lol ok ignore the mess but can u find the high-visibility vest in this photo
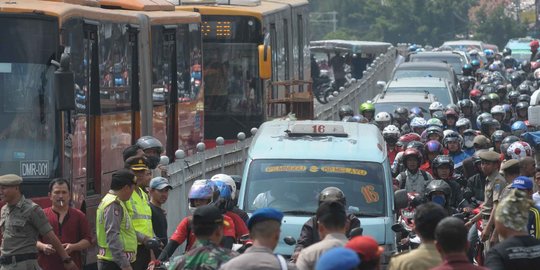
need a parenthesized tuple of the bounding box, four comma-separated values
(126, 186, 154, 238)
(96, 193, 137, 262)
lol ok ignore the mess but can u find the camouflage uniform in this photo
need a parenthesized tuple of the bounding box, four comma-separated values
(170, 239, 238, 270)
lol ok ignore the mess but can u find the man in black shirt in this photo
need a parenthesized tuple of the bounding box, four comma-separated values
(485, 189, 540, 270)
(148, 177, 172, 257)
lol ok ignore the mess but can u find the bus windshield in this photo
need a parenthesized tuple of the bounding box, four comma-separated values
(244, 159, 386, 217)
(0, 15, 59, 179)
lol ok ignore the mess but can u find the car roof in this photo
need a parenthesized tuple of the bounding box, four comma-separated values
(443, 40, 484, 46)
(396, 62, 454, 70)
(386, 77, 448, 88)
(248, 120, 387, 163)
(372, 91, 436, 103)
(410, 51, 463, 58)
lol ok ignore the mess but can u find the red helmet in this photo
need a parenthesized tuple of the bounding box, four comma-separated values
(530, 40, 539, 49)
(470, 89, 482, 98)
(402, 148, 423, 164)
(398, 133, 421, 144)
(531, 61, 540, 71)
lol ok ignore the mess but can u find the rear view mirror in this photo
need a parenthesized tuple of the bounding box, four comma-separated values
(394, 189, 408, 210)
(376, 81, 386, 89)
(258, 44, 271, 80)
(53, 53, 75, 111)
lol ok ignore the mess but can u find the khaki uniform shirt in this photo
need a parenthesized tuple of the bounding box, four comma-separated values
(388, 243, 442, 270)
(295, 233, 348, 270)
(0, 195, 52, 256)
(481, 172, 506, 217)
(219, 246, 297, 270)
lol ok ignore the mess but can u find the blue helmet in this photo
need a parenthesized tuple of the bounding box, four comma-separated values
(511, 121, 527, 136)
(408, 44, 418, 52)
(410, 107, 424, 118)
(471, 59, 480, 67)
(188, 179, 217, 212)
(213, 180, 232, 199)
(484, 49, 494, 57)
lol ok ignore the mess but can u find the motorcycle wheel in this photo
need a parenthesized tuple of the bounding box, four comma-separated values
(315, 85, 329, 104)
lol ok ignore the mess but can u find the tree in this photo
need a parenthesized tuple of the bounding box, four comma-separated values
(472, 2, 527, 48)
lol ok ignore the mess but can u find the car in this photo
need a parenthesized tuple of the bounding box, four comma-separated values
(378, 77, 458, 106)
(371, 91, 436, 118)
(505, 37, 534, 62)
(408, 51, 468, 75)
(239, 120, 406, 263)
(391, 62, 458, 87)
(441, 40, 486, 52)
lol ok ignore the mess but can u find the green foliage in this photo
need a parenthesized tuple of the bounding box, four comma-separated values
(322, 29, 359, 40)
(473, 5, 527, 48)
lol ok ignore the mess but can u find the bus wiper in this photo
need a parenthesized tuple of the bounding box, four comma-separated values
(282, 210, 316, 216)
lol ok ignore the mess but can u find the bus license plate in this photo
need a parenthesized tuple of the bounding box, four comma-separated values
(20, 161, 50, 178)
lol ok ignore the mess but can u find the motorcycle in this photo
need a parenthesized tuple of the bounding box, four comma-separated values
(392, 192, 422, 252)
(313, 74, 334, 104)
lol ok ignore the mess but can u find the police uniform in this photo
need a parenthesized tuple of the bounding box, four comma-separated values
(387, 243, 442, 270)
(220, 208, 297, 270)
(0, 174, 53, 270)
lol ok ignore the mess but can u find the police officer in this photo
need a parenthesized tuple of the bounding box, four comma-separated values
(220, 208, 297, 270)
(96, 169, 138, 270)
(125, 157, 159, 270)
(0, 174, 77, 270)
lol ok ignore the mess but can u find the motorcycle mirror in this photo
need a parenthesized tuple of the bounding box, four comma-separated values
(349, 227, 363, 238)
(391, 223, 404, 233)
(283, 236, 297, 246)
(394, 189, 408, 210)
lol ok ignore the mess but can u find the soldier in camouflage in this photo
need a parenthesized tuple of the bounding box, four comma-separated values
(170, 205, 237, 270)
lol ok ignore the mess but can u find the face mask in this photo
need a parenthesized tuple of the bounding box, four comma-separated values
(146, 155, 160, 169)
(464, 137, 474, 148)
(431, 195, 446, 206)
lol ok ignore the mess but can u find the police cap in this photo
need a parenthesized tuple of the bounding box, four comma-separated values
(125, 157, 149, 171)
(501, 159, 519, 171)
(247, 208, 283, 230)
(473, 135, 491, 148)
(478, 150, 500, 162)
(0, 174, 22, 186)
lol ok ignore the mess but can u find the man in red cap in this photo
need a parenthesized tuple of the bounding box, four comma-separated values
(345, 236, 383, 270)
(530, 40, 540, 62)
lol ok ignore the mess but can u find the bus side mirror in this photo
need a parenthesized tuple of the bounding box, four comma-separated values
(258, 44, 271, 80)
(394, 189, 408, 210)
(53, 53, 75, 111)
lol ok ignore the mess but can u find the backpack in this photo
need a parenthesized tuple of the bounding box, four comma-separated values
(399, 170, 428, 189)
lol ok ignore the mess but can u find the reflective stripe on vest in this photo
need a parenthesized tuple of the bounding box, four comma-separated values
(126, 186, 154, 238)
(96, 193, 137, 262)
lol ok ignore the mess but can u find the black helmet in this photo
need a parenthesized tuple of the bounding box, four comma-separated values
(432, 155, 455, 177)
(443, 131, 463, 148)
(457, 99, 473, 110)
(516, 101, 529, 111)
(319, 187, 346, 205)
(339, 105, 354, 120)
(406, 141, 425, 152)
(394, 107, 409, 118)
(432, 110, 446, 123)
(481, 118, 501, 136)
(518, 95, 531, 104)
(508, 90, 520, 104)
(510, 73, 523, 88)
(518, 83, 532, 95)
(491, 130, 506, 143)
(502, 47, 512, 56)
(520, 60, 531, 72)
(425, 179, 452, 197)
(500, 135, 520, 158)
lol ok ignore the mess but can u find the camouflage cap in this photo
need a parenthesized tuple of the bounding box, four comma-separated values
(495, 189, 532, 231)
(0, 174, 22, 186)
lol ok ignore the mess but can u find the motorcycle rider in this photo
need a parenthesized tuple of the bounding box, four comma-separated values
(431, 155, 465, 208)
(443, 131, 470, 173)
(339, 105, 354, 121)
(425, 179, 456, 215)
(383, 125, 401, 164)
(396, 148, 433, 195)
(136, 136, 167, 177)
(359, 102, 375, 122)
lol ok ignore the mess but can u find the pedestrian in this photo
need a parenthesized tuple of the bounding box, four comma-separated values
(96, 169, 138, 270)
(315, 247, 360, 270)
(485, 189, 540, 269)
(292, 187, 361, 262)
(345, 236, 383, 270)
(505, 176, 540, 239)
(168, 205, 237, 269)
(37, 178, 92, 270)
(519, 157, 536, 178)
(499, 159, 520, 199)
(296, 201, 348, 270)
(0, 174, 78, 270)
(431, 217, 488, 270)
(148, 177, 172, 258)
(219, 208, 297, 270)
(388, 202, 447, 270)
(533, 169, 540, 208)
(125, 157, 159, 270)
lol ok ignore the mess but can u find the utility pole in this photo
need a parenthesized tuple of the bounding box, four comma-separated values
(515, 0, 521, 22)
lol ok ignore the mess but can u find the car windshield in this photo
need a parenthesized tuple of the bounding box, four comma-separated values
(374, 102, 430, 118)
(394, 70, 450, 81)
(244, 159, 386, 217)
(443, 44, 482, 52)
(386, 87, 451, 105)
(410, 56, 463, 74)
(511, 50, 532, 62)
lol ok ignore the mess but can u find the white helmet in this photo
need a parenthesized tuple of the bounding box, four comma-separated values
(490, 105, 505, 115)
(429, 102, 444, 112)
(383, 125, 400, 136)
(410, 117, 427, 128)
(507, 141, 533, 160)
(375, 112, 392, 122)
(211, 174, 237, 200)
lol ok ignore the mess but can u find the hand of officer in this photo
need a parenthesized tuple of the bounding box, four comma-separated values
(40, 243, 56, 255)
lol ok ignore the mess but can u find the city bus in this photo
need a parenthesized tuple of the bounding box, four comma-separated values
(0, 0, 202, 265)
(176, 0, 311, 144)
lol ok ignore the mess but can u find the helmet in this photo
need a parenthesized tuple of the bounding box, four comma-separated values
(535, 69, 540, 80)
(427, 118, 444, 128)
(458, 99, 473, 110)
(508, 90, 520, 104)
(425, 180, 452, 202)
(481, 118, 500, 136)
(511, 121, 527, 136)
(443, 131, 463, 148)
(521, 60, 531, 72)
(359, 102, 375, 113)
(319, 187, 346, 205)
(432, 111, 446, 124)
(502, 47, 512, 56)
(395, 107, 409, 119)
(429, 102, 444, 112)
(347, 115, 366, 123)
(483, 85, 496, 95)
(136, 136, 164, 153)
(444, 109, 459, 120)
(410, 107, 424, 118)
(469, 89, 482, 102)
(484, 49, 494, 58)
(490, 105, 505, 115)
(471, 59, 480, 68)
(510, 74, 524, 89)
(507, 141, 533, 160)
(530, 40, 539, 49)
(496, 85, 507, 98)
(518, 83, 532, 95)
(491, 130, 506, 143)
(488, 63, 499, 71)
(188, 179, 217, 212)
(462, 64, 473, 75)
(516, 101, 529, 111)
(463, 129, 478, 148)
(375, 112, 392, 123)
(212, 180, 234, 212)
(408, 44, 418, 52)
(383, 125, 400, 144)
(500, 135, 520, 157)
(426, 126, 443, 138)
(406, 141, 425, 153)
(432, 155, 455, 178)
(478, 95, 490, 107)
(487, 93, 500, 104)
(211, 174, 237, 200)
(410, 117, 427, 128)
(531, 61, 540, 71)
(446, 104, 460, 114)
(476, 112, 493, 130)
(518, 95, 531, 104)
(402, 148, 423, 164)
(425, 140, 443, 154)
(397, 133, 422, 149)
(338, 105, 354, 120)
(456, 118, 471, 131)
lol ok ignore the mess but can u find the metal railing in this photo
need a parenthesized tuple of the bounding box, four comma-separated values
(315, 46, 397, 120)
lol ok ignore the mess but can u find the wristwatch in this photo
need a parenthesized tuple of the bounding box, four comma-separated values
(62, 257, 73, 264)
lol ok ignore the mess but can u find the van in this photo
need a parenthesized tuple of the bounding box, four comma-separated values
(237, 120, 407, 264)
